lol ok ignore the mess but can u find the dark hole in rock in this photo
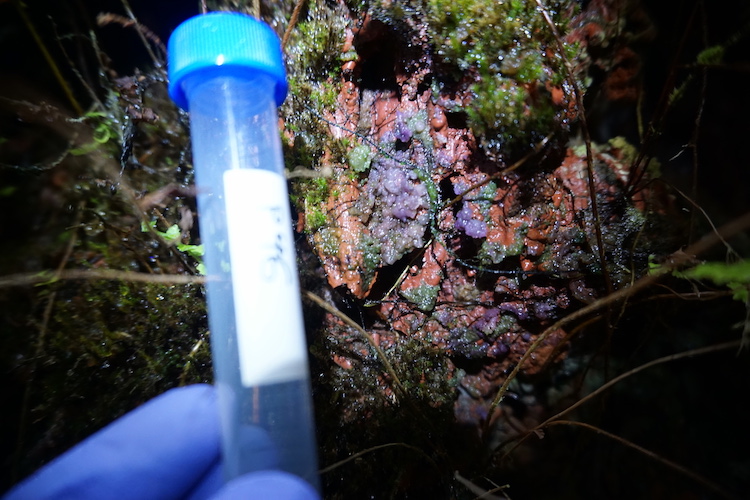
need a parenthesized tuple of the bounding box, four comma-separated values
(445, 110, 469, 130)
(438, 176, 456, 202)
(355, 21, 399, 92)
(364, 247, 425, 304)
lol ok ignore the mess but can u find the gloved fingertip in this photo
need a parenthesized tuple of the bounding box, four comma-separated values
(209, 471, 320, 500)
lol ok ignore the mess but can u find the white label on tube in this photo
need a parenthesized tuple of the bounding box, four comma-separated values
(223, 169, 307, 387)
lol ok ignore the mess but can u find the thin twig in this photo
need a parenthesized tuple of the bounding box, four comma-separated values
(12, 0, 83, 115)
(49, 18, 103, 110)
(535, 0, 612, 297)
(303, 290, 407, 400)
(118, 0, 162, 66)
(482, 211, 750, 438)
(547, 420, 742, 500)
(282, 0, 307, 51)
(550, 339, 741, 422)
(688, 1, 709, 244)
(318, 442, 440, 474)
(304, 290, 452, 469)
(12, 206, 83, 482)
(499, 339, 742, 459)
(12, 289, 57, 483)
(442, 133, 552, 211)
(0, 269, 206, 289)
(663, 180, 739, 258)
(97, 13, 167, 59)
(627, 3, 697, 194)
(453, 470, 509, 500)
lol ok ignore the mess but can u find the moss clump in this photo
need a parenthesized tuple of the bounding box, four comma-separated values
(385, 337, 456, 405)
(312, 325, 458, 497)
(6, 278, 210, 484)
(282, 0, 348, 172)
(425, 0, 579, 160)
(291, 176, 332, 232)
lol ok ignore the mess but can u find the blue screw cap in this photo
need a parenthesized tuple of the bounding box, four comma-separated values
(168, 12, 288, 110)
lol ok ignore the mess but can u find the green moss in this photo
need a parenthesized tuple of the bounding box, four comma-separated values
(386, 337, 455, 405)
(291, 176, 332, 232)
(697, 44, 725, 65)
(306, 208, 328, 232)
(406, 110, 430, 142)
(305, 176, 331, 206)
(310, 80, 339, 110)
(478, 180, 498, 201)
(424, 0, 579, 159)
(312, 325, 457, 497)
(608, 136, 638, 163)
(291, 0, 346, 79)
(282, 0, 348, 178)
(608, 136, 662, 178)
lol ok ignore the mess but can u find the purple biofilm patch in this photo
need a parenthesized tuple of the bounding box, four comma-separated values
(363, 158, 430, 265)
(393, 111, 413, 143)
(455, 203, 487, 238)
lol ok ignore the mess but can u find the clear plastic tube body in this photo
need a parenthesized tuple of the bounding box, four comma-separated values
(182, 72, 319, 488)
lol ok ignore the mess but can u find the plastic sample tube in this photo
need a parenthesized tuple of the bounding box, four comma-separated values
(167, 13, 319, 489)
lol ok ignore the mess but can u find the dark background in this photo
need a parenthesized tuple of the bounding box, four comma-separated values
(1, 1, 749, 498)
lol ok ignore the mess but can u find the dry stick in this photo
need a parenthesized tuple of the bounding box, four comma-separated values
(500, 339, 741, 457)
(119, 0, 162, 66)
(481, 210, 750, 438)
(282, 0, 307, 51)
(547, 420, 742, 500)
(535, 0, 612, 297)
(12, 0, 83, 116)
(318, 442, 439, 475)
(0, 269, 207, 289)
(12, 207, 82, 482)
(302, 290, 407, 400)
(688, 2, 709, 244)
(627, 3, 697, 195)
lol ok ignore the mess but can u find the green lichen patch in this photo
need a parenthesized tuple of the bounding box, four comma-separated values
(479, 224, 528, 265)
(358, 233, 382, 291)
(400, 281, 441, 312)
(347, 143, 374, 173)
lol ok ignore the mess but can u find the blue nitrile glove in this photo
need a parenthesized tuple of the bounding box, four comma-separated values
(2, 384, 319, 500)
